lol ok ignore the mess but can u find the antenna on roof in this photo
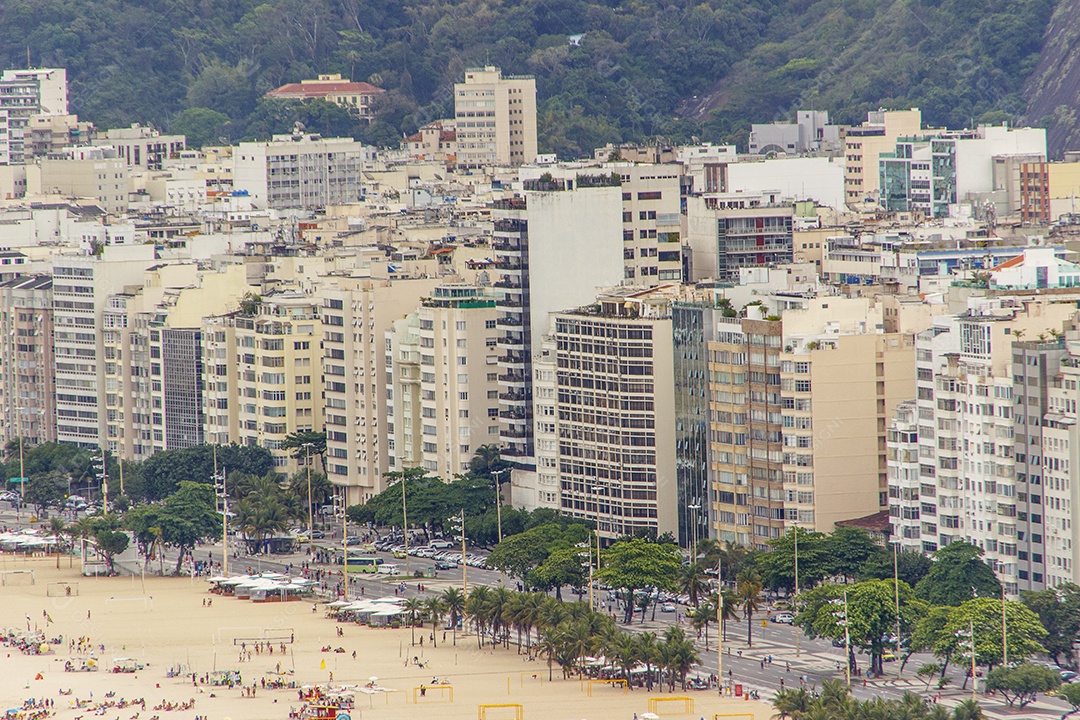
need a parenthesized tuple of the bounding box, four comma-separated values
(26, 47, 31, 69)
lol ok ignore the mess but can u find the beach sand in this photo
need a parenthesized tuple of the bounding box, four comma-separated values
(0, 555, 770, 720)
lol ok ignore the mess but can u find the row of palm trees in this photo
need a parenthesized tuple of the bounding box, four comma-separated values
(393, 585, 701, 691)
(773, 680, 986, 720)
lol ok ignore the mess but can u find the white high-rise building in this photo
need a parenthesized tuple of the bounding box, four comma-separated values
(233, 134, 372, 210)
(385, 284, 502, 478)
(894, 297, 1077, 594)
(52, 245, 158, 448)
(0, 68, 68, 165)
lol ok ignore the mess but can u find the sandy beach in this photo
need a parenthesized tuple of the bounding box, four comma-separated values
(0, 555, 770, 720)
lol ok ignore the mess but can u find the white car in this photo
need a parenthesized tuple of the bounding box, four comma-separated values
(772, 612, 795, 624)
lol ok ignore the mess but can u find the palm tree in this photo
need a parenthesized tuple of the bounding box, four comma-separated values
(636, 631, 659, 691)
(561, 620, 595, 679)
(489, 586, 513, 647)
(719, 590, 739, 642)
(467, 585, 493, 648)
(736, 568, 763, 648)
(677, 562, 709, 607)
(424, 596, 446, 648)
(772, 687, 811, 719)
(950, 699, 987, 720)
(48, 516, 65, 569)
(691, 601, 714, 648)
(535, 632, 559, 682)
(441, 587, 465, 646)
(605, 630, 639, 690)
(403, 597, 423, 646)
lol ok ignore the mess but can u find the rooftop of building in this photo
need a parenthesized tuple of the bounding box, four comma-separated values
(266, 74, 383, 99)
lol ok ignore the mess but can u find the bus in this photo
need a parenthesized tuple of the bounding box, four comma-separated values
(344, 556, 384, 573)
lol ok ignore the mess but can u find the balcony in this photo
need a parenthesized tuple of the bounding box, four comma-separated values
(494, 218, 527, 233)
(497, 298, 523, 308)
(493, 278, 521, 290)
(501, 428, 529, 439)
(496, 316, 523, 327)
(500, 407, 530, 420)
(499, 372, 527, 384)
(500, 390, 527, 402)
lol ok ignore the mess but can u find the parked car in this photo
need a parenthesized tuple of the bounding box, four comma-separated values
(435, 560, 458, 570)
(430, 539, 454, 549)
(772, 613, 795, 624)
(659, 603, 677, 613)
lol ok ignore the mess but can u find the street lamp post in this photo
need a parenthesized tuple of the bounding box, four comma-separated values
(450, 509, 467, 594)
(830, 594, 851, 688)
(340, 489, 349, 599)
(893, 542, 902, 679)
(213, 447, 228, 576)
(793, 522, 801, 658)
(717, 556, 724, 695)
(400, 474, 410, 577)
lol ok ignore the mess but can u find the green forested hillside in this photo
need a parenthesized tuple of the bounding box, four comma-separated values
(0, 0, 1058, 156)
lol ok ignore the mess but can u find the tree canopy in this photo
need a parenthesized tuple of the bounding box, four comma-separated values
(598, 537, 682, 623)
(915, 542, 1002, 606)
(0, 0, 1058, 156)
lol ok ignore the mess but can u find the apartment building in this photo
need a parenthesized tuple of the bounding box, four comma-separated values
(1042, 341, 1080, 588)
(548, 287, 678, 543)
(616, 164, 683, 283)
(102, 263, 249, 460)
(1020, 160, 1080, 224)
(455, 67, 537, 168)
(844, 109, 922, 207)
(491, 182, 624, 466)
(707, 314, 785, 547)
(321, 274, 444, 503)
(233, 134, 372, 210)
(52, 244, 158, 448)
(95, 123, 186, 170)
(0, 275, 55, 446)
(37, 146, 129, 215)
(516, 164, 682, 284)
(202, 292, 323, 472)
(894, 298, 1077, 595)
(686, 192, 794, 282)
(385, 284, 501, 478)
(0, 68, 68, 165)
(709, 298, 915, 548)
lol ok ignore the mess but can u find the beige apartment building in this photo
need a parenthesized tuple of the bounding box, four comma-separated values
(102, 263, 250, 461)
(0, 275, 55, 447)
(203, 292, 323, 473)
(385, 284, 502, 478)
(709, 299, 915, 548)
(615, 163, 684, 283)
(455, 67, 537, 168)
(844, 109, 922, 207)
(321, 273, 444, 504)
(35, 147, 129, 214)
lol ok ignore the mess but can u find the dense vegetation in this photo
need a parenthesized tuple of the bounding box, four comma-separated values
(0, 0, 1058, 156)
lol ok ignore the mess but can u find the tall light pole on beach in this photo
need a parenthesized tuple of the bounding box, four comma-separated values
(213, 447, 228, 576)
